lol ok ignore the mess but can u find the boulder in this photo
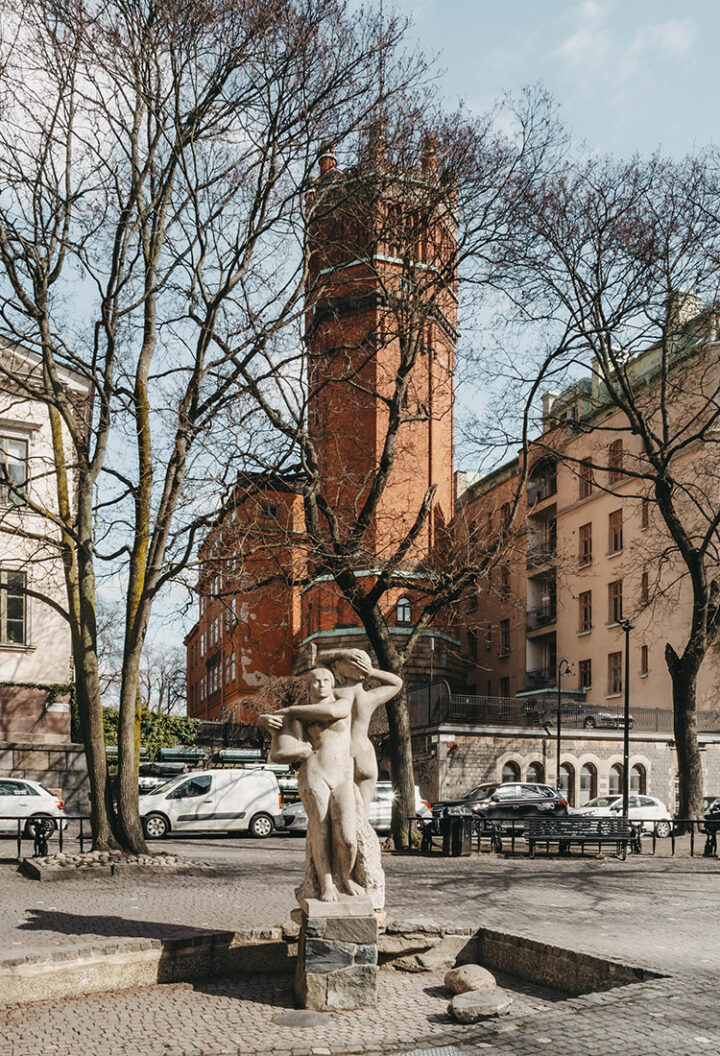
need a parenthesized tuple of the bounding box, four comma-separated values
(415, 934, 469, 971)
(449, 990, 513, 1023)
(445, 964, 496, 994)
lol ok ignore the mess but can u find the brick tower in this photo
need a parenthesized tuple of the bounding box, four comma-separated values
(300, 132, 460, 677)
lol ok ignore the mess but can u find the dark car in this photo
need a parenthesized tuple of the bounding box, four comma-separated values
(432, 782, 568, 832)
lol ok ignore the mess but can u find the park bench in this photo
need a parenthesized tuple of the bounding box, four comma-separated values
(524, 816, 642, 860)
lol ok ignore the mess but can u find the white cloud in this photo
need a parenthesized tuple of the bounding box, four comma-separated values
(556, 3, 695, 88)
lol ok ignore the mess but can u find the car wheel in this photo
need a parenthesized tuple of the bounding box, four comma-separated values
(654, 820, 672, 839)
(143, 813, 169, 839)
(583, 716, 596, 729)
(24, 815, 56, 838)
(249, 812, 274, 838)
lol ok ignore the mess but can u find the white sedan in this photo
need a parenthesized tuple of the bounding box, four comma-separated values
(0, 778, 67, 835)
(572, 794, 673, 837)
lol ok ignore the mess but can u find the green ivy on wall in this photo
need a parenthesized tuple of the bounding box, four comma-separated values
(101, 708, 201, 758)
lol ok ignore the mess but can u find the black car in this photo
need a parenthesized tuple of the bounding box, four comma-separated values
(432, 782, 568, 832)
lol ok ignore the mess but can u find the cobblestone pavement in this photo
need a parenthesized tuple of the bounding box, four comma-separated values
(0, 834, 718, 1055)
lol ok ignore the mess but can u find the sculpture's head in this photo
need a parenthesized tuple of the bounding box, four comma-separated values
(333, 650, 371, 683)
(305, 666, 335, 702)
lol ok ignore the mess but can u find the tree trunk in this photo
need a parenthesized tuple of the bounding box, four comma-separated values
(116, 644, 149, 854)
(362, 622, 415, 849)
(665, 643, 704, 824)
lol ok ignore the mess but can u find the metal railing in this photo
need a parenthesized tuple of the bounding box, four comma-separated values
(406, 815, 719, 858)
(526, 543, 556, 568)
(526, 604, 557, 630)
(1, 815, 93, 859)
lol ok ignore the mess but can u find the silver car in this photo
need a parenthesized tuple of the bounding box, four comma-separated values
(282, 781, 431, 835)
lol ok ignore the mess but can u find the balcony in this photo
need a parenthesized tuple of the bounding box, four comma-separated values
(525, 666, 555, 691)
(527, 476, 557, 506)
(526, 542, 556, 568)
(526, 604, 557, 631)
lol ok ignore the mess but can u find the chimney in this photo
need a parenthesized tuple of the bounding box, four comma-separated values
(541, 391, 559, 431)
(421, 133, 439, 174)
(318, 140, 337, 176)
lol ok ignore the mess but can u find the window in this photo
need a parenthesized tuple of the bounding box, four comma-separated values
(526, 761, 544, 784)
(640, 644, 649, 676)
(168, 775, 212, 800)
(579, 659, 592, 688)
(225, 654, 230, 686)
(500, 565, 510, 598)
(608, 651, 622, 694)
(485, 624, 493, 650)
(579, 523, 592, 565)
(630, 764, 647, 795)
(0, 437, 27, 506)
(558, 763, 575, 806)
(640, 571, 649, 606)
(260, 501, 279, 520)
(608, 440, 623, 483)
(608, 580, 623, 623)
(640, 498, 649, 529)
(396, 596, 412, 624)
(609, 763, 623, 796)
(499, 619, 510, 656)
(579, 590, 592, 632)
(200, 632, 205, 657)
(1, 571, 26, 645)
(500, 502, 512, 530)
(608, 509, 623, 553)
(230, 650, 236, 683)
(467, 628, 478, 660)
(501, 761, 521, 783)
(467, 591, 478, 613)
(579, 763, 597, 805)
(579, 461, 593, 499)
(499, 676, 510, 697)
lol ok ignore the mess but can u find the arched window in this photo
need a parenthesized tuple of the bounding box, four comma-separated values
(502, 760, 520, 783)
(579, 763, 597, 805)
(526, 761, 544, 784)
(609, 763, 623, 797)
(559, 762, 575, 806)
(396, 596, 412, 625)
(630, 763, 646, 795)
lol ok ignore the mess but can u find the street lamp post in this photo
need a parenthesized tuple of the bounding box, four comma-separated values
(556, 659, 572, 791)
(618, 618, 634, 819)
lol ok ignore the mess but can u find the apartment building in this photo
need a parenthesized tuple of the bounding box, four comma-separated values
(0, 342, 91, 743)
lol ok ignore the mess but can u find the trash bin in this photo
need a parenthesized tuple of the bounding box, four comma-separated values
(440, 812, 472, 856)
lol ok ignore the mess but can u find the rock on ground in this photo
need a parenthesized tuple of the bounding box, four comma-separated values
(445, 963, 496, 994)
(449, 989, 513, 1023)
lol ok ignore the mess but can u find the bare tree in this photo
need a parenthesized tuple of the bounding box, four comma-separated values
(0, 0, 423, 851)
(497, 151, 720, 819)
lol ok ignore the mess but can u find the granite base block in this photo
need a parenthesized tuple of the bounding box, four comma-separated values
(294, 899, 378, 1010)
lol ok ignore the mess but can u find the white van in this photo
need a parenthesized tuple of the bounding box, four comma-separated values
(139, 768, 284, 839)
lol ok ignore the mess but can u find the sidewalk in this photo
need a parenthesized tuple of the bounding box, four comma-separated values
(0, 837, 718, 1055)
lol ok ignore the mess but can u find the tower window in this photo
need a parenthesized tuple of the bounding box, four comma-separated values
(396, 596, 412, 624)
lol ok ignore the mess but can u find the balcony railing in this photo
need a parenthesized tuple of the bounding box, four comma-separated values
(526, 605, 557, 631)
(526, 542, 556, 568)
(527, 476, 557, 505)
(525, 666, 555, 690)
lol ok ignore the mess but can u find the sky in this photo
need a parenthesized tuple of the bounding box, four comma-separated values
(392, 0, 715, 159)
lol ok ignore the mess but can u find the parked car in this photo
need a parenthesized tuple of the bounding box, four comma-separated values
(138, 761, 187, 795)
(572, 794, 672, 837)
(0, 778, 67, 835)
(140, 768, 284, 839)
(581, 709, 634, 730)
(703, 794, 720, 813)
(526, 702, 634, 730)
(281, 782, 432, 835)
(431, 782, 568, 832)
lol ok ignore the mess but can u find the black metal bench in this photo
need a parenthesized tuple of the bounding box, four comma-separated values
(524, 816, 641, 860)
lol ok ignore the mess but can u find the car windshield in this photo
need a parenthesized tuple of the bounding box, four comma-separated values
(462, 785, 498, 801)
(148, 776, 185, 796)
(583, 796, 620, 808)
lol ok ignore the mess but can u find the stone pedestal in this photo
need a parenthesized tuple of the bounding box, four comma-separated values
(293, 896, 378, 1010)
